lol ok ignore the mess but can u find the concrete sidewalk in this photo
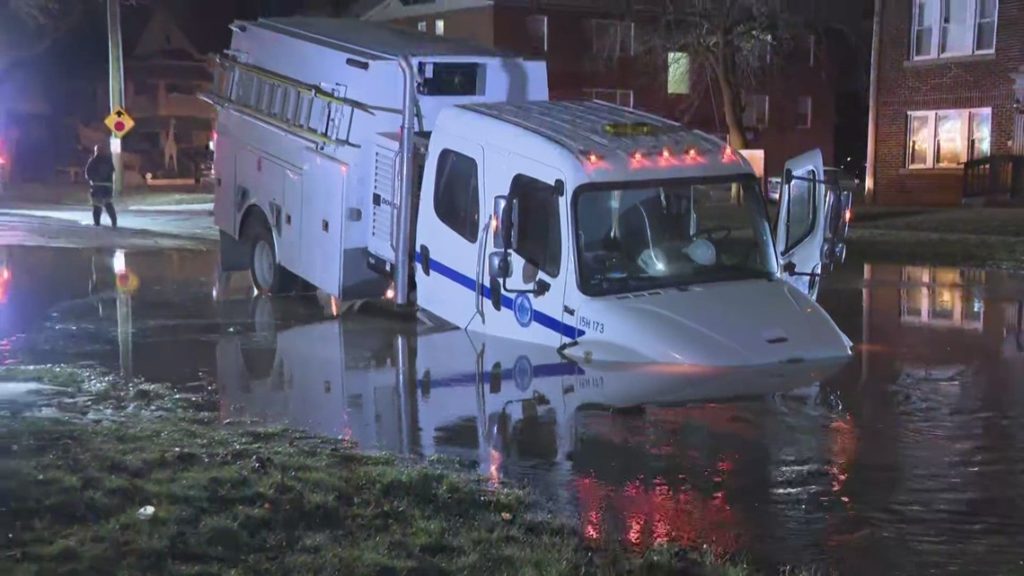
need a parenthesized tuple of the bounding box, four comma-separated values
(0, 182, 213, 210)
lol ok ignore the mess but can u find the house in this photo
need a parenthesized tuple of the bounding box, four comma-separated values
(359, 0, 849, 180)
(89, 6, 219, 184)
(868, 0, 1018, 206)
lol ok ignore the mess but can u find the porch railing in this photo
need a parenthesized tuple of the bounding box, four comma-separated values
(963, 155, 1024, 201)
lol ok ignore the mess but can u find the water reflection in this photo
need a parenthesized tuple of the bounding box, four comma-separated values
(4, 245, 1024, 574)
(215, 262, 1024, 574)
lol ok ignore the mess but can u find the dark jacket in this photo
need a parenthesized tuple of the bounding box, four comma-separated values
(86, 153, 115, 187)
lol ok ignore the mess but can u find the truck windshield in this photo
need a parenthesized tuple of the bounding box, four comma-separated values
(573, 175, 777, 297)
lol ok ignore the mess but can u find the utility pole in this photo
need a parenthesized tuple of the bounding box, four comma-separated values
(865, 0, 882, 204)
(107, 0, 125, 198)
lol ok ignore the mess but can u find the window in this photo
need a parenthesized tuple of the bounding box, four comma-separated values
(573, 176, 776, 297)
(809, 34, 816, 67)
(797, 96, 812, 128)
(510, 175, 562, 278)
(743, 94, 769, 128)
(906, 108, 991, 168)
(584, 88, 634, 108)
(417, 62, 482, 96)
(526, 14, 548, 54)
(912, 0, 998, 59)
(434, 149, 480, 243)
(784, 169, 816, 254)
(417, 21, 427, 33)
(435, 19, 445, 36)
(591, 19, 634, 58)
(667, 52, 691, 95)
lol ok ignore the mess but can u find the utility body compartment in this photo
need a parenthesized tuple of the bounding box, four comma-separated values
(204, 17, 548, 299)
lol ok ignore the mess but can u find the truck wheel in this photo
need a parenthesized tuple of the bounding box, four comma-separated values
(246, 224, 298, 294)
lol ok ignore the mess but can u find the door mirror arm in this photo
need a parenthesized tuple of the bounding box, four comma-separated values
(782, 261, 820, 278)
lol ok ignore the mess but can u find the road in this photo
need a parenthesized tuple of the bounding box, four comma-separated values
(0, 205, 216, 250)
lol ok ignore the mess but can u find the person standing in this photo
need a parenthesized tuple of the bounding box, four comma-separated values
(85, 142, 118, 228)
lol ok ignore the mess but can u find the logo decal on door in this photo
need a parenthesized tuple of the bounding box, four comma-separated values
(513, 293, 534, 328)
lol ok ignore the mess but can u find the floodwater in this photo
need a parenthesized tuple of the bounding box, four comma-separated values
(2, 245, 1024, 575)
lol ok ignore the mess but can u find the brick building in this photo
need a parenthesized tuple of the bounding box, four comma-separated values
(360, 0, 848, 180)
(870, 0, 1017, 205)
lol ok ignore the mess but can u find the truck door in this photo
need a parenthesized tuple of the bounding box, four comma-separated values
(478, 156, 571, 349)
(415, 136, 486, 329)
(775, 149, 828, 299)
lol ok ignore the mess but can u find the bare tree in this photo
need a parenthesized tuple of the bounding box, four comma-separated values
(0, 0, 84, 73)
(649, 0, 802, 149)
(0, 0, 150, 74)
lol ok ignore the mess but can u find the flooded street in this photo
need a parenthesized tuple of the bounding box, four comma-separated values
(2, 245, 1024, 574)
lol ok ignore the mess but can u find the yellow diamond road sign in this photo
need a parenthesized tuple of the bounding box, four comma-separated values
(105, 107, 135, 138)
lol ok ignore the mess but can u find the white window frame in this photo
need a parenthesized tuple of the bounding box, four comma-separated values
(526, 14, 548, 53)
(590, 19, 634, 58)
(905, 108, 992, 169)
(584, 88, 634, 109)
(797, 96, 813, 128)
(911, 0, 999, 60)
(435, 19, 445, 36)
(417, 20, 427, 33)
(743, 94, 769, 129)
(667, 51, 690, 95)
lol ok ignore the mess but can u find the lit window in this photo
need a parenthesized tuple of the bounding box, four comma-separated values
(797, 96, 812, 128)
(435, 19, 445, 36)
(906, 108, 991, 168)
(667, 52, 690, 95)
(912, 0, 998, 60)
(417, 21, 427, 33)
(743, 94, 769, 129)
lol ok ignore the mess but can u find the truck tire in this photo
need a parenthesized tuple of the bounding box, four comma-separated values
(246, 223, 298, 295)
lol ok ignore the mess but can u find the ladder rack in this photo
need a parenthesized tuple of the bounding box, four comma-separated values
(200, 56, 401, 151)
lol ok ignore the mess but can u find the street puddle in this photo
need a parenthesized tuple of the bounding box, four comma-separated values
(3, 246, 1024, 574)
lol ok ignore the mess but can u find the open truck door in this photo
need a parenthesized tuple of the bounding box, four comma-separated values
(775, 149, 851, 300)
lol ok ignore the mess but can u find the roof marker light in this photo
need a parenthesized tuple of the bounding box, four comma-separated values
(588, 152, 600, 165)
(723, 145, 737, 162)
(632, 151, 644, 163)
(662, 147, 672, 160)
(686, 148, 699, 161)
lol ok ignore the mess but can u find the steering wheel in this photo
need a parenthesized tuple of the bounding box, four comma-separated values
(694, 227, 732, 241)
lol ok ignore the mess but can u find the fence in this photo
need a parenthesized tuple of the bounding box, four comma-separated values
(963, 155, 1024, 202)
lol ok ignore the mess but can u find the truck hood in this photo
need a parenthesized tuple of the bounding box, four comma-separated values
(566, 279, 852, 366)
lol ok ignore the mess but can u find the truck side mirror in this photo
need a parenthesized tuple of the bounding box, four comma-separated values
(488, 251, 512, 279)
(493, 195, 508, 249)
(783, 168, 794, 186)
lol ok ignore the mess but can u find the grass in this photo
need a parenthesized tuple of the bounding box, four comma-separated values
(1, 417, 582, 576)
(0, 365, 91, 391)
(0, 410, 772, 576)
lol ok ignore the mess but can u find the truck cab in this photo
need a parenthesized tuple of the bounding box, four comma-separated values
(414, 101, 852, 366)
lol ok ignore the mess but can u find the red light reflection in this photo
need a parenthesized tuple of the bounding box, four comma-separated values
(576, 472, 742, 555)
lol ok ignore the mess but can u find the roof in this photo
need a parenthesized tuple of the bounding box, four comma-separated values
(360, 0, 493, 21)
(250, 17, 509, 59)
(459, 101, 722, 162)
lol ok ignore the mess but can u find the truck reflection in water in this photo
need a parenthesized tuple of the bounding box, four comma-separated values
(215, 298, 846, 564)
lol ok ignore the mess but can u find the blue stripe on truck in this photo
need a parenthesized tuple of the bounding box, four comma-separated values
(414, 252, 585, 340)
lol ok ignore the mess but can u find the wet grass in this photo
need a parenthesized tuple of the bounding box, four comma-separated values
(0, 365, 90, 391)
(0, 366, 797, 576)
(847, 230, 1024, 271)
(847, 208, 1024, 271)
(0, 413, 770, 576)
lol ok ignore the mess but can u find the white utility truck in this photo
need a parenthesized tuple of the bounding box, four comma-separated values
(205, 18, 853, 367)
